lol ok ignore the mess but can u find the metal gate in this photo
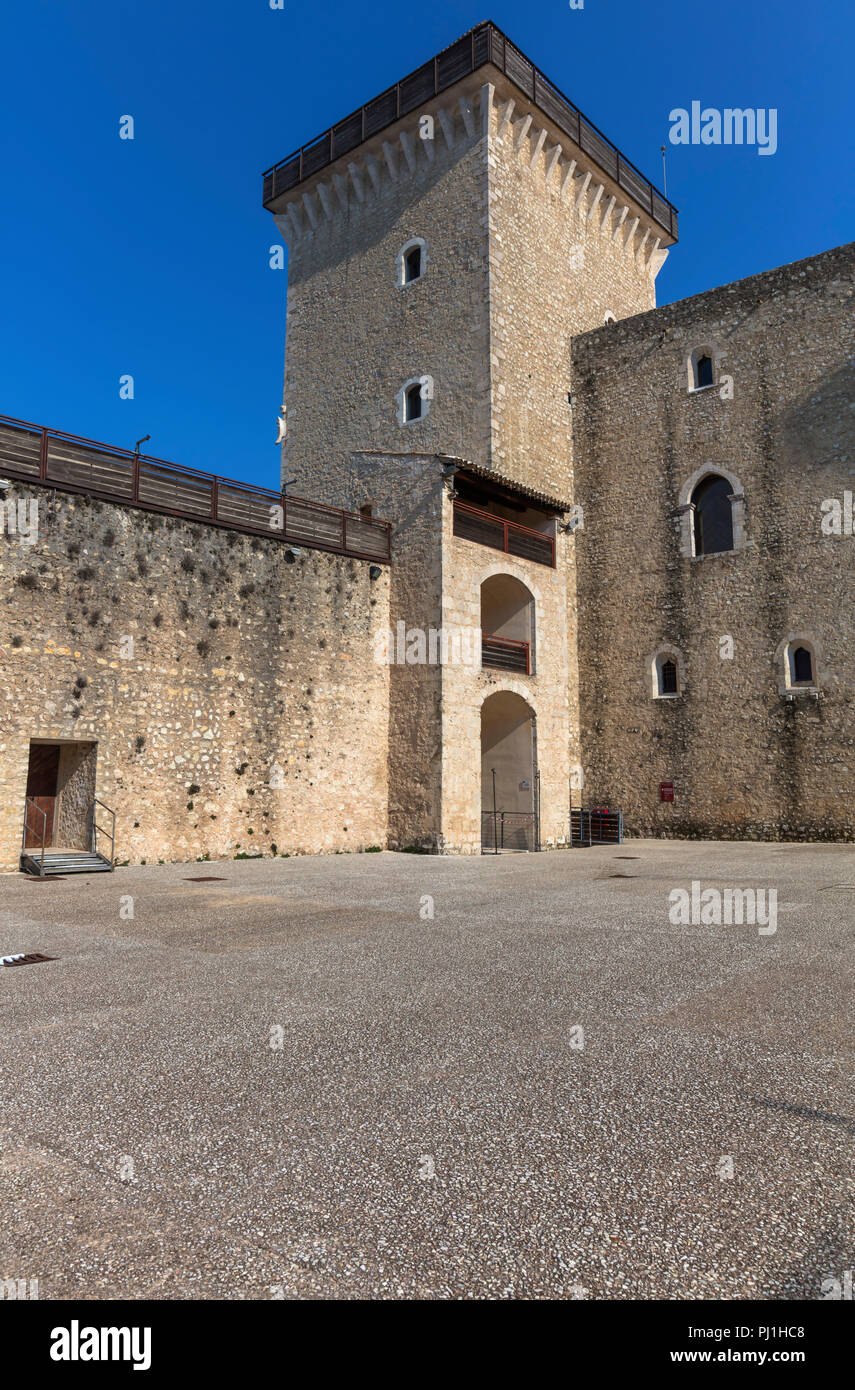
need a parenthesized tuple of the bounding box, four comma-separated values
(482, 771, 541, 852)
(569, 807, 623, 845)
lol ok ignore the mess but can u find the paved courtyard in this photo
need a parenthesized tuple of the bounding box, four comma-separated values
(0, 840, 853, 1300)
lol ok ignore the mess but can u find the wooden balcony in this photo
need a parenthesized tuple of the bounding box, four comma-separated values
(0, 414, 391, 564)
(482, 633, 531, 675)
(453, 499, 555, 568)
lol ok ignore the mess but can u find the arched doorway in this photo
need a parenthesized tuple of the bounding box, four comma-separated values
(481, 691, 537, 851)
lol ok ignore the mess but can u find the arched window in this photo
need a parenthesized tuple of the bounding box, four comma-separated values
(692, 474, 734, 556)
(397, 237, 426, 287)
(689, 347, 717, 391)
(776, 636, 821, 696)
(659, 659, 678, 695)
(651, 647, 684, 699)
(480, 574, 535, 675)
(404, 383, 422, 422)
(604, 310, 617, 326)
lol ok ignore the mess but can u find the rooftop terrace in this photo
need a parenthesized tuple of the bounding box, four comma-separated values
(261, 20, 678, 242)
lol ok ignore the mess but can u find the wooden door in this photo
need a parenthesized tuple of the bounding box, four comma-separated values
(24, 745, 60, 848)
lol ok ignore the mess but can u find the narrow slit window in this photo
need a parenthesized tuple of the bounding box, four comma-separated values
(404, 383, 423, 422)
(404, 246, 422, 283)
(792, 646, 813, 684)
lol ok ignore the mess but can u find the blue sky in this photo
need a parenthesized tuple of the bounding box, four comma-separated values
(2, 0, 852, 491)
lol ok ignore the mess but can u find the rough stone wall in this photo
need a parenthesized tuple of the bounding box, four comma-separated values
(0, 487, 390, 870)
(344, 451, 445, 850)
(55, 741, 97, 849)
(486, 76, 663, 500)
(572, 241, 855, 840)
(280, 85, 492, 503)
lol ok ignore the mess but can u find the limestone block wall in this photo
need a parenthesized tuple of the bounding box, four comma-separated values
(486, 74, 665, 500)
(0, 485, 390, 870)
(55, 740, 97, 849)
(571, 241, 855, 840)
(440, 509, 572, 853)
(278, 83, 493, 503)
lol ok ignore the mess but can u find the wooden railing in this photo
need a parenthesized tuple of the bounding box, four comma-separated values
(0, 414, 391, 564)
(482, 632, 530, 674)
(453, 499, 555, 568)
(261, 20, 678, 241)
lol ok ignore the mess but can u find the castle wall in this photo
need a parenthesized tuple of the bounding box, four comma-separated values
(0, 486, 390, 870)
(572, 241, 855, 840)
(280, 88, 492, 503)
(486, 76, 662, 500)
(344, 451, 446, 850)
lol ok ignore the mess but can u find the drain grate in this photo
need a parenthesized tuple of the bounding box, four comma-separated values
(607, 873, 637, 879)
(184, 876, 227, 882)
(1, 953, 57, 967)
(614, 856, 640, 860)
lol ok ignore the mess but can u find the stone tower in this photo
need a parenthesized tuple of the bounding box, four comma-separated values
(262, 21, 678, 851)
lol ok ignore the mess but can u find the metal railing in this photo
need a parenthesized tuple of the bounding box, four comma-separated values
(92, 798, 116, 869)
(570, 807, 623, 845)
(261, 21, 678, 241)
(482, 810, 538, 852)
(482, 632, 530, 674)
(0, 413, 391, 564)
(22, 797, 48, 875)
(453, 499, 555, 567)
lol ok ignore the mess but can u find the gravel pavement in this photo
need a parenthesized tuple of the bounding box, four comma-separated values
(0, 840, 852, 1300)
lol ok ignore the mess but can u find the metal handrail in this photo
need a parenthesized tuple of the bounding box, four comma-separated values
(92, 798, 116, 870)
(22, 796, 48, 875)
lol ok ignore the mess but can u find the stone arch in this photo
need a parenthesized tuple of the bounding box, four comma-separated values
(480, 572, 536, 675)
(480, 689, 537, 850)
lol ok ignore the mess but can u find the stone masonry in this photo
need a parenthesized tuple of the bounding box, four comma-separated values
(0, 485, 390, 871)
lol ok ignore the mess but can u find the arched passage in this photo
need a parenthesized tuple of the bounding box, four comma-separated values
(480, 574, 535, 674)
(481, 690, 537, 850)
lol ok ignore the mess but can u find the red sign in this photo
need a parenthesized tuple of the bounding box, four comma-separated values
(659, 782, 675, 802)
